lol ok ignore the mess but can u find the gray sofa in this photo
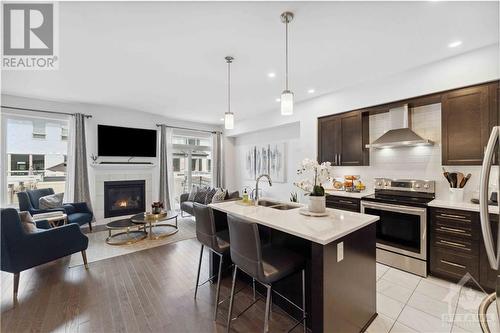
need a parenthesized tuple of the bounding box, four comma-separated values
(180, 190, 240, 217)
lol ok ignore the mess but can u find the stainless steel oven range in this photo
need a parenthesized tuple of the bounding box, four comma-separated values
(361, 178, 435, 277)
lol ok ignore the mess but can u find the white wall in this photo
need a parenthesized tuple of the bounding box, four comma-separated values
(1, 94, 221, 215)
(228, 44, 500, 202)
(233, 122, 302, 200)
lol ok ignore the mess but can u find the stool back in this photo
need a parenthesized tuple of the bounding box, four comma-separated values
(227, 214, 263, 279)
(193, 202, 218, 250)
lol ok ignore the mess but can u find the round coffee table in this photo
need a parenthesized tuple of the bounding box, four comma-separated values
(105, 218, 148, 245)
(131, 211, 178, 240)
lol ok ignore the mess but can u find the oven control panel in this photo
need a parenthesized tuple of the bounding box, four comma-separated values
(374, 178, 435, 193)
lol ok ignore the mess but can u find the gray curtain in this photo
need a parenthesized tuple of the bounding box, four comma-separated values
(159, 125, 171, 210)
(213, 131, 224, 188)
(73, 113, 94, 220)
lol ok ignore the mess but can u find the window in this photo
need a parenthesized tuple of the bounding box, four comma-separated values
(32, 155, 45, 172)
(61, 126, 68, 140)
(170, 132, 212, 209)
(5, 116, 69, 207)
(173, 158, 180, 172)
(10, 154, 29, 175)
(32, 120, 46, 139)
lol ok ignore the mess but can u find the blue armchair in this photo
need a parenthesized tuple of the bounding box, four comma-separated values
(1, 208, 89, 302)
(17, 188, 93, 231)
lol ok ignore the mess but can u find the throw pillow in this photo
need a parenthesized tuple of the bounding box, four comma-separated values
(39, 192, 64, 209)
(212, 188, 228, 203)
(194, 190, 208, 204)
(187, 186, 198, 201)
(204, 188, 217, 204)
(19, 211, 37, 233)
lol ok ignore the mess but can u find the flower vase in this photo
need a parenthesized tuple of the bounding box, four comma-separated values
(309, 195, 326, 213)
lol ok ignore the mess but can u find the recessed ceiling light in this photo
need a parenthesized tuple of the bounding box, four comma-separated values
(275, 98, 281, 102)
(220, 118, 224, 121)
(268, 72, 276, 78)
(448, 40, 462, 48)
(307, 89, 315, 94)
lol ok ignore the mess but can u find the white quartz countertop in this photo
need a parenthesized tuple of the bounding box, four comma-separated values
(428, 199, 499, 214)
(209, 200, 379, 245)
(325, 190, 374, 199)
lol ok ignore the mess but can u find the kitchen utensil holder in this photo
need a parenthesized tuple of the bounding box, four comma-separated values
(449, 188, 464, 202)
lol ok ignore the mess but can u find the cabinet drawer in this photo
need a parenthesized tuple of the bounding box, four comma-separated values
(430, 248, 479, 282)
(432, 208, 473, 222)
(433, 222, 473, 239)
(433, 234, 478, 255)
(326, 196, 360, 212)
(430, 208, 479, 240)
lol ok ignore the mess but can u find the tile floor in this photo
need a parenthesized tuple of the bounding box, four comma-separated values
(366, 263, 499, 333)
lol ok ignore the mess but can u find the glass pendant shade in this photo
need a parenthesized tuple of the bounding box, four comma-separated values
(224, 112, 234, 130)
(280, 90, 294, 115)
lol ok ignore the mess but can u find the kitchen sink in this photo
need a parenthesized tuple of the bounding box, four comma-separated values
(269, 204, 299, 210)
(257, 200, 281, 207)
(257, 200, 299, 210)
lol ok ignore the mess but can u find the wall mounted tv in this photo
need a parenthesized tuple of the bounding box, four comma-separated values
(98, 125, 157, 157)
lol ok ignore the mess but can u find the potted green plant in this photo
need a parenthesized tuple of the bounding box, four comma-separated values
(294, 158, 332, 213)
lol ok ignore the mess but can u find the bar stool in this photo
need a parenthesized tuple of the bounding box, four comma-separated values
(193, 203, 257, 320)
(226, 214, 306, 333)
(193, 202, 230, 320)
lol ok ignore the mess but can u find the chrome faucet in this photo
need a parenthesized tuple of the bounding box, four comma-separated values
(254, 174, 272, 205)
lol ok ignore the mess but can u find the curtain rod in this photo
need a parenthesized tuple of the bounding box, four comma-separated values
(1, 105, 92, 118)
(156, 123, 221, 134)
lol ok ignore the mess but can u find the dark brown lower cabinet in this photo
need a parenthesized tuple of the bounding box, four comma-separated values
(429, 207, 497, 292)
(325, 195, 360, 212)
(479, 214, 498, 291)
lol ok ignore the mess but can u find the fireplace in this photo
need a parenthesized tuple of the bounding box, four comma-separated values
(104, 180, 146, 218)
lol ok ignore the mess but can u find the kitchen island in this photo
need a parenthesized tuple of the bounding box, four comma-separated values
(209, 200, 379, 333)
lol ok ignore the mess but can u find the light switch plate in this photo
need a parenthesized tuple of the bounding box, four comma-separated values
(337, 242, 344, 262)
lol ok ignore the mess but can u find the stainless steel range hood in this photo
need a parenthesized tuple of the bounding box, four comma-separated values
(365, 104, 433, 149)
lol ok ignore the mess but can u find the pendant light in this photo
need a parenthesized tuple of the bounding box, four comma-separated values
(224, 56, 235, 130)
(280, 11, 294, 116)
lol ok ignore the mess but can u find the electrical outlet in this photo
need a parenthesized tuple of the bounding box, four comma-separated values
(337, 242, 344, 262)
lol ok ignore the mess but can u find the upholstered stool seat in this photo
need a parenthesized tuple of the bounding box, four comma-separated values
(226, 214, 306, 333)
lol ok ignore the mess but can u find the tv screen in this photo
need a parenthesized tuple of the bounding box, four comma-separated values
(98, 125, 157, 157)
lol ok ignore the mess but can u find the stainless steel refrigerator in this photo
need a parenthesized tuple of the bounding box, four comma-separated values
(479, 126, 500, 332)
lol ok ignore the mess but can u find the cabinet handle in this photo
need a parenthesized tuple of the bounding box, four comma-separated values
(339, 200, 354, 204)
(439, 213, 469, 220)
(339, 153, 342, 165)
(438, 240, 470, 250)
(440, 259, 466, 269)
(438, 226, 470, 236)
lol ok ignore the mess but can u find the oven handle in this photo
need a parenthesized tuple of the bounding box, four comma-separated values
(361, 201, 426, 214)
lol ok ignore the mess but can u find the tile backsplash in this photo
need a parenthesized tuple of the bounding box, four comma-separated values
(338, 103, 498, 201)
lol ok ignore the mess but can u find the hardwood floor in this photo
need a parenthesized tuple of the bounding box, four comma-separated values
(1, 238, 298, 333)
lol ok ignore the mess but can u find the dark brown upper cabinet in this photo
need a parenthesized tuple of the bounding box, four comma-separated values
(442, 82, 498, 165)
(318, 111, 369, 166)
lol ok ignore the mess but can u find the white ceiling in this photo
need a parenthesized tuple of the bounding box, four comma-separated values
(2, 1, 499, 125)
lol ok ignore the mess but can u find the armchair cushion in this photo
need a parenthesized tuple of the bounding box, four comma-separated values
(27, 188, 55, 209)
(187, 187, 198, 201)
(39, 192, 64, 209)
(18, 211, 37, 233)
(204, 188, 217, 204)
(194, 190, 208, 204)
(212, 188, 227, 203)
